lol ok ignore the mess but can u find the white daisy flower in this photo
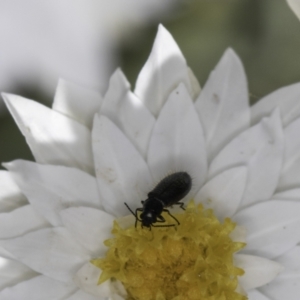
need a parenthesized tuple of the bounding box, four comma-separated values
(1, 25, 300, 300)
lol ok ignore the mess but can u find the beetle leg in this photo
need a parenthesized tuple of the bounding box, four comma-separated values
(156, 215, 166, 223)
(151, 223, 176, 228)
(173, 202, 185, 210)
(162, 209, 180, 225)
(135, 208, 144, 227)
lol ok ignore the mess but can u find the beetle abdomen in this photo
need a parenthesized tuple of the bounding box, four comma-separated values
(148, 172, 192, 206)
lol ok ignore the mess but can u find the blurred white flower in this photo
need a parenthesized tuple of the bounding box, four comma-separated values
(0, 0, 176, 112)
(287, 0, 300, 19)
(1, 25, 300, 299)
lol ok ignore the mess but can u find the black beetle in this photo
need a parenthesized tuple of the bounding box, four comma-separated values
(124, 172, 192, 229)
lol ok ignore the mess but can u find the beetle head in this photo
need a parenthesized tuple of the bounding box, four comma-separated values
(140, 211, 156, 227)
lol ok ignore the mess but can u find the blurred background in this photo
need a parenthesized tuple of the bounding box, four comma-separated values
(0, 0, 300, 166)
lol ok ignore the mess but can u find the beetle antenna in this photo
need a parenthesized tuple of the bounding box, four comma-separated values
(124, 202, 142, 228)
(124, 202, 136, 217)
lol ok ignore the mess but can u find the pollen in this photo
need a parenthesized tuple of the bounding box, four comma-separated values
(91, 201, 247, 300)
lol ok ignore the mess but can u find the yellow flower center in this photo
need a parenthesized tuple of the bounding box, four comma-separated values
(92, 201, 246, 300)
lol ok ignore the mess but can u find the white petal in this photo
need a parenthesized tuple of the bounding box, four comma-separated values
(277, 117, 300, 191)
(0, 247, 15, 260)
(195, 48, 250, 162)
(0, 171, 27, 213)
(0, 205, 49, 239)
(101, 69, 155, 158)
(74, 262, 111, 298)
(66, 290, 102, 300)
(261, 280, 300, 300)
(187, 67, 201, 100)
(209, 109, 284, 208)
(247, 289, 270, 300)
(260, 246, 300, 300)
(113, 296, 126, 300)
(287, 0, 300, 20)
(4, 160, 101, 226)
(60, 207, 114, 256)
(235, 254, 283, 290)
(233, 200, 300, 259)
(0, 275, 76, 300)
(275, 245, 300, 275)
(194, 166, 247, 220)
(251, 83, 300, 127)
(3, 93, 94, 174)
(134, 25, 192, 116)
(53, 79, 102, 129)
(92, 115, 153, 217)
(1, 227, 90, 283)
(230, 225, 247, 243)
(148, 83, 207, 194)
(0, 257, 36, 290)
(110, 280, 127, 299)
(274, 188, 300, 200)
